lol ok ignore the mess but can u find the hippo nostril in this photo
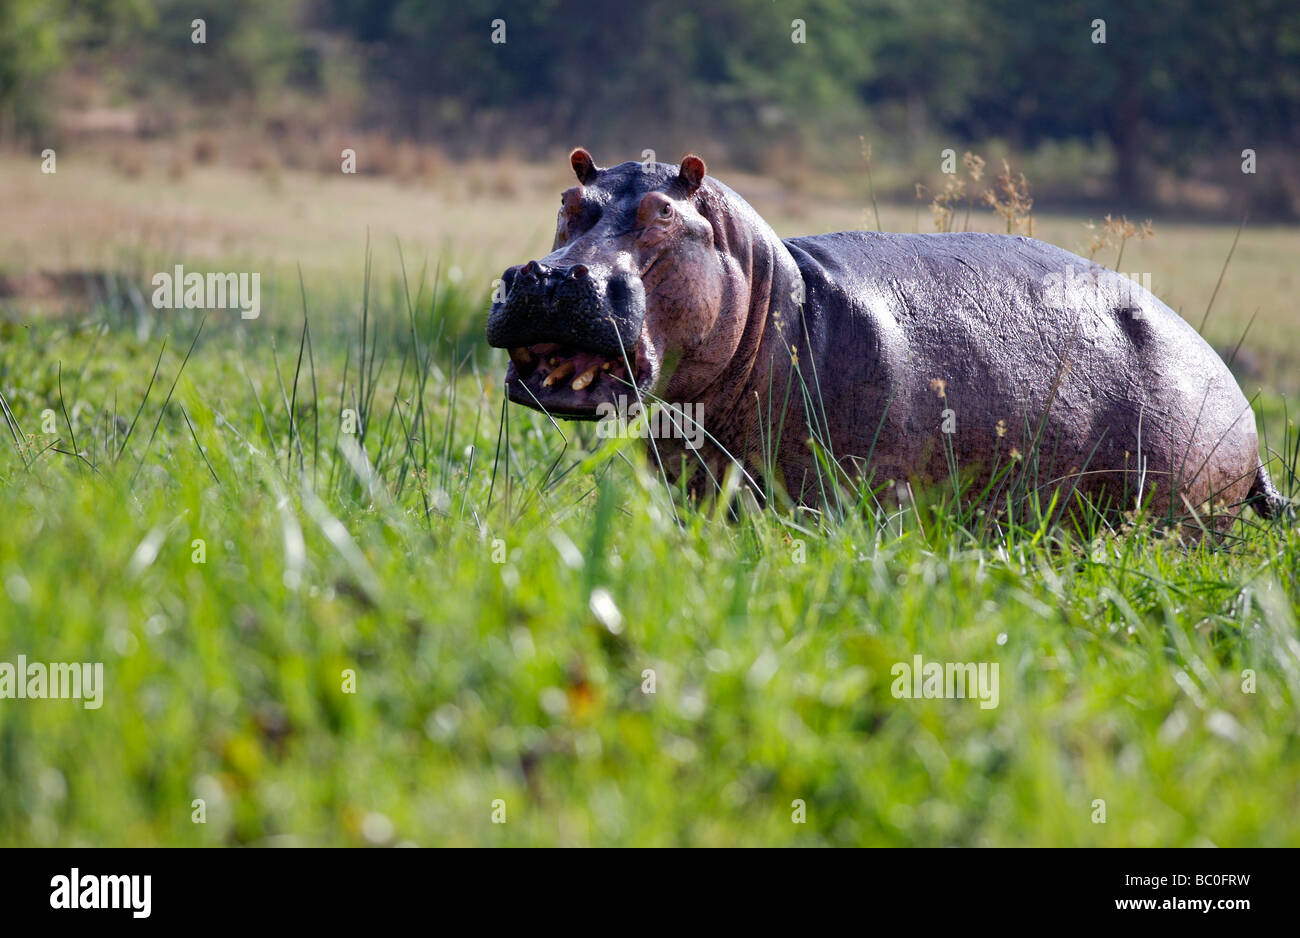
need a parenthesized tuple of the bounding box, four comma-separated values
(570, 264, 589, 280)
(607, 275, 632, 310)
(523, 260, 542, 278)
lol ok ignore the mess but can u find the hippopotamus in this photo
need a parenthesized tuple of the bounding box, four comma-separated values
(486, 149, 1285, 531)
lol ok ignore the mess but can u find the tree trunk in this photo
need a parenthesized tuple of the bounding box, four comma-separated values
(1112, 62, 1144, 206)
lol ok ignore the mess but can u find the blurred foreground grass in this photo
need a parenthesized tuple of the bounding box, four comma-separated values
(0, 266, 1298, 845)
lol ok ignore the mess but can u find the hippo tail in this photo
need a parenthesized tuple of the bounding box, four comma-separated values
(1248, 460, 1292, 521)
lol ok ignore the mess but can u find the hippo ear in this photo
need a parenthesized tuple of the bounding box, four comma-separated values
(570, 147, 600, 185)
(677, 154, 707, 195)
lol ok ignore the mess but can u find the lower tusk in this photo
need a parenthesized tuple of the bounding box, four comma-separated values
(543, 360, 575, 387)
(571, 364, 600, 390)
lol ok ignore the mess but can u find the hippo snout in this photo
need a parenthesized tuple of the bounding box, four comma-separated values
(487, 260, 645, 360)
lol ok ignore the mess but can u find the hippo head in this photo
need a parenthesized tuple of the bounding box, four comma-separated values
(487, 149, 744, 419)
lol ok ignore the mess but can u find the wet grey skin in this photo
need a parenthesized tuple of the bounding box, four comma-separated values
(487, 149, 1286, 533)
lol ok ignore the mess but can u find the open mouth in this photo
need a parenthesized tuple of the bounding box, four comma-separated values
(504, 337, 654, 418)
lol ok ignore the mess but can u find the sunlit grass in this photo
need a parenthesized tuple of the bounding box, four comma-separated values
(1, 261, 1297, 846)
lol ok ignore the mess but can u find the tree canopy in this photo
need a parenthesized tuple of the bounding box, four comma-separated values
(3, 0, 1296, 207)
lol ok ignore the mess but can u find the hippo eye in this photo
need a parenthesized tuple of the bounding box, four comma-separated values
(659, 202, 674, 218)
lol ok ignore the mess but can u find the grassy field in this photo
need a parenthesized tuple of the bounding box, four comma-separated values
(1, 152, 1299, 846)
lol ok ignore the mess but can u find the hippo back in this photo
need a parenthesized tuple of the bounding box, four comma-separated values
(772, 230, 1258, 516)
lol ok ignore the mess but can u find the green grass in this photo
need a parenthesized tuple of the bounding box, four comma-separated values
(1, 256, 1299, 847)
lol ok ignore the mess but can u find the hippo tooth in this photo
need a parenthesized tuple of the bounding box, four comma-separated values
(571, 364, 600, 390)
(509, 347, 534, 365)
(543, 360, 575, 387)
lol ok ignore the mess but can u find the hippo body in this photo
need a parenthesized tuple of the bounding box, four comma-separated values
(487, 152, 1284, 529)
(773, 230, 1266, 518)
